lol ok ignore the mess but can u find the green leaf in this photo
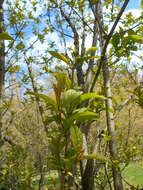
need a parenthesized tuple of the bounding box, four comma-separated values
(81, 153, 108, 162)
(61, 89, 82, 112)
(78, 0, 83, 11)
(108, 107, 115, 114)
(85, 55, 99, 60)
(86, 46, 97, 54)
(39, 94, 58, 111)
(52, 73, 71, 96)
(70, 110, 97, 123)
(103, 134, 112, 141)
(89, 0, 98, 5)
(66, 148, 76, 158)
(128, 30, 136, 36)
(16, 42, 25, 49)
(8, 65, 20, 74)
(48, 51, 70, 64)
(70, 125, 83, 152)
(44, 66, 53, 73)
(141, 0, 143, 9)
(62, 157, 75, 170)
(119, 27, 124, 38)
(49, 140, 65, 157)
(44, 116, 59, 125)
(0, 32, 13, 40)
(71, 92, 105, 109)
(112, 32, 120, 47)
(128, 35, 143, 44)
(80, 93, 105, 102)
(75, 55, 99, 63)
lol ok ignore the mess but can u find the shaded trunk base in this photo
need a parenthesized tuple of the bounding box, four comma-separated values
(81, 159, 95, 190)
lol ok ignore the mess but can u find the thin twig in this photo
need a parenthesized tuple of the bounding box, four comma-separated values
(90, 0, 130, 92)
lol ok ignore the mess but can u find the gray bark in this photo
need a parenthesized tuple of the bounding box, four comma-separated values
(24, 55, 49, 134)
(38, 154, 44, 190)
(59, 4, 84, 87)
(102, 57, 123, 190)
(97, 1, 123, 189)
(0, 0, 5, 140)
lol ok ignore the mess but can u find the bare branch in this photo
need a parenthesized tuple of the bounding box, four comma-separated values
(90, 0, 130, 92)
(114, 94, 134, 119)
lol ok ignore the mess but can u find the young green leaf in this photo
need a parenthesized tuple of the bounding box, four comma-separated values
(44, 66, 53, 73)
(52, 73, 71, 102)
(78, 0, 82, 11)
(0, 32, 13, 40)
(90, 0, 98, 5)
(16, 42, 25, 49)
(86, 46, 97, 54)
(85, 55, 99, 60)
(44, 116, 59, 125)
(141, 0, 143, 9)
(81, 153, 108, 163)
(80, 93, 105, 102)
(128, 35, 143, 44)
(8, 65, 20, 74)
(108, 107, 115, 114)
(119, 27, 124, 38)
(48, 51, 70, 64)
(70, 125, 83, 152)
(71, 92, 105, 109)
(112, 32, 120, 48)
(61, 89, 82, 112)
(39, 94, 58, 111)
(70, 110, 97, 123)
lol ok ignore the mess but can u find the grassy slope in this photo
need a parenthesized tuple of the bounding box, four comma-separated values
(122, 161, 143, 187)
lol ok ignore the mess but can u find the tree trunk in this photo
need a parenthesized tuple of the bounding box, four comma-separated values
(0, 0, 5, 141)
(24, 56, 49, 133)
(80, 124, 96, 190)
(97, 1, 123, 189)
(38, 154, 44, 190)
(102, 59, 123, 190)
(81, 159, 95, 190)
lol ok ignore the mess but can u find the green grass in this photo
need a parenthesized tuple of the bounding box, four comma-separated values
(32, 171, 59, 190)
(32, 165, 143, 189)
(122, 161, 143, 187)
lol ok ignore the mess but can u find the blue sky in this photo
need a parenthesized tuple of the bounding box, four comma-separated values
(5, 0, 142, 95)
(127, 0, 141, 10)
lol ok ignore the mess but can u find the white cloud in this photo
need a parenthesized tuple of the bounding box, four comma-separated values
(26, 31, 64, 56)
(5, 1, 143, 92)
(123, 9, 142, 18)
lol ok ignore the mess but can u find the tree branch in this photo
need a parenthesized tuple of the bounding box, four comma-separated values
(114, 94, 134, 119)
(90, 0, 130, 92)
